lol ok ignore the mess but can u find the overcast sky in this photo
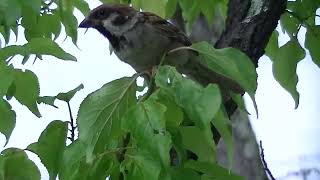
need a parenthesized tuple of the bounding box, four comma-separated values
(0, 1, 319, 179)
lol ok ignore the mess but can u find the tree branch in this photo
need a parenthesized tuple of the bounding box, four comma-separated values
(215, 0, 287, 67)
(67, 102, 76, 142)
(259, 140, 276, 180)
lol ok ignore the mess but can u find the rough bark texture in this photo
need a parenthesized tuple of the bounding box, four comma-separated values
(217, 110, 269, 180)
(215, 0, 287, 67)
(172, 0, 287, 179)
(215, 0, 286, 179)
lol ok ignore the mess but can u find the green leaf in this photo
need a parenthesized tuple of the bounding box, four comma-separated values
(191, 42, 258, 115)
(87, 154, 117, 180)
(0, 61, 14, 96)
(19, 0, 41, 14)
(150, 90, 183, 129)
(59, 140, 89, 180)
(0, 99, 16, 145)
(230, 93, 249, 114)
(77, 77, 137, 160)
(185, 160, 244, 180)
(155, 66, 220, 162)
(60, 6, 78, 45)
(287, 0, 319, 25)
(0, 38, 77, 62)
(1, 148, 41, 180)
(179, 0, 200, 30)
(27, 38, 77, 61)
(73, 0, 90, 16)
(20, 6, 38, 40)
(131, 0, 141, 9)
(155, 66, 222, 129)
(39, 13, 62, 39)
(200, 0, 217, 25)
(37, 96, 58, 108)
(305, 25, 320, 68)
(0, 25, 11, 44)
(10, 69, 41, 117)
(100, 0, 121, 3)
(0, 45, 25, 61)
(1, 0, 21, 26)
(169, 167, 201, 180)
(165, 0, 178, 18)
(122, 150, 162, 180)
(65, 152, 118, 180)
(27, 120, 68, 180)
(280, 13, 300, 38)
(56, 84, 84, 102)
(122, 99, 172, 168)
(191, 42, 257, 97)
(265, 30, 279, 60)
(179, 126, 216, 163)
(212, 108, 233, 170)
(141, 0, 167, 18)
(272, 40, 305, 108)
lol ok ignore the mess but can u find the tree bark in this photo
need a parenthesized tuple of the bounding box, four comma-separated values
(215, 0, 287, 67)
(173, 0, 287, 179)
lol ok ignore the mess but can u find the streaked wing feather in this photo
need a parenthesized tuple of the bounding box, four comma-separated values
(141, 12, 192, 46)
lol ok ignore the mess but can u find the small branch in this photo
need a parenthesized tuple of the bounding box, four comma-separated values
(259, 141, 276, 180)
(67, 102, 76, 142)
(167, 46, 196, 55)
(41, 0, 55, 13)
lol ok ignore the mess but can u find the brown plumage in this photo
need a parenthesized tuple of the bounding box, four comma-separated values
(79, 4, 242, 100)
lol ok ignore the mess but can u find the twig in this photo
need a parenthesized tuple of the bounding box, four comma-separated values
(259, 140, 276, 180)
(67, 102, 76, 142)
(167, 46, 196, 55)
(41, 0, 55, 13)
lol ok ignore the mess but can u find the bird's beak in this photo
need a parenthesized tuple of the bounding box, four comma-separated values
(79, 17, 93, 28)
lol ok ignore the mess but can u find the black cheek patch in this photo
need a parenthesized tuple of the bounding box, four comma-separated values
(112, 15, 128, 26)
(95, 25, 120, 50)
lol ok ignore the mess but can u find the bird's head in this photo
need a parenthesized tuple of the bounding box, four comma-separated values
(79, 4, 138, 38)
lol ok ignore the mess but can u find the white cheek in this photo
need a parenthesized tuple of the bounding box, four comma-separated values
(102, 19, 122, 35)
(102, 14, 137, 36)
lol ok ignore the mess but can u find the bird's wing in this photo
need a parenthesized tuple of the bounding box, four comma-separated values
(140, 12, 192, 46)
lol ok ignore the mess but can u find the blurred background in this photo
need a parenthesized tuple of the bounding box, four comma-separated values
(0, 0, 319, 179)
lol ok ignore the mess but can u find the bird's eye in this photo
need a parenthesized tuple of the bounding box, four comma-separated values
(98, 10, 105, 16)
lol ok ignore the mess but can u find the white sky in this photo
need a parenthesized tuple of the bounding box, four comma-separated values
(0, 1, 319, 179)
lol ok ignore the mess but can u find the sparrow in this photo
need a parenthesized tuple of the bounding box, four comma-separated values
(79, 4, 242, 99)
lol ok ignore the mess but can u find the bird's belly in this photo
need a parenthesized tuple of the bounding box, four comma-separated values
(114, 25, 171, 72)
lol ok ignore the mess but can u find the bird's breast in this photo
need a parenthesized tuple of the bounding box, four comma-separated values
(113, 23, 171, 72)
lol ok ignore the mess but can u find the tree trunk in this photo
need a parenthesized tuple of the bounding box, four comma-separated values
(173, 0, 287, 179)
(217, 110, 268, 180)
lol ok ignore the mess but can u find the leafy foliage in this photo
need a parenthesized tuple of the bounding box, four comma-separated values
(266, 0, 320, 108)
(27, 121, 68, 180)
(0, 0, 319, 179)
(77, 77, 137, 160)
(271, 40, 305, 108)
(9, 69, 41, 117)
(0, 148, 41, 180)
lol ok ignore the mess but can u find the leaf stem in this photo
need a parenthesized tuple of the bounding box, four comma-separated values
(167, 46, 197, 54)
